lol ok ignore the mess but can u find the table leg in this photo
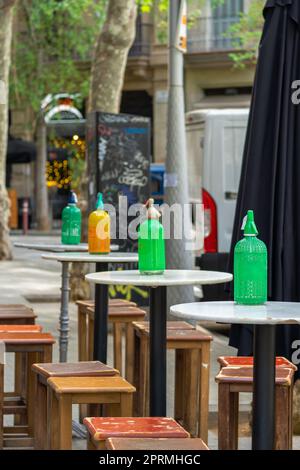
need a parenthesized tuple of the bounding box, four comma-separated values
(93, 262, 108, 363)
(149, 286, 167, 416)
(59, 261, 70, 363)
(252, 324, 276, 450)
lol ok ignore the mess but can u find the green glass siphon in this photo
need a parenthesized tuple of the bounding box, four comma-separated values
(61, 191, 82, 245)
(138, 198, 165, 275)
(234, 210, 267, 305)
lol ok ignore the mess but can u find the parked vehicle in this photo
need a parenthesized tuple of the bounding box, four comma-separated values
(186, 108, 249, 255)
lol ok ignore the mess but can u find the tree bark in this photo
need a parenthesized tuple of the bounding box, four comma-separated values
(35, 114, 50, 231)
(70, 0, 137, 300)
(0, 2, 15, 260)
(88, 0, 137, 112)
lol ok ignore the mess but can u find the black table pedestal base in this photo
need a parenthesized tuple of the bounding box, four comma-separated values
(93, 262, 109, 363)
(252, 324, 276, 450)
(149, 286, 167, 417)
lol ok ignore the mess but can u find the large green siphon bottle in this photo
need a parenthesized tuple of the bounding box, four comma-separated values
(138, 198, 165, 275)
(61, 191, 82, 245)
(234, 210, 267, 305)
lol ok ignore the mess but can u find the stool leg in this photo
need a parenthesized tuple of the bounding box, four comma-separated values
(113, 323, 123, 374)
(183, 349, 199, 437)
(14, 353, 25, 425)
(88, 316, 94, 361)
(141, 335, 149, 416)
(58, 395, 73, 450)
(26, 352, 38, 436)
(34, 378, 47, 450)
(198, 342, 210, 443)
(125, 323, 135, 384)
(133, 329, 140, 416)
(48, 387, 59, 450)
(218, 383, 239, 450)
(174, 350, 184, 423)
(0, 363, 3, 449)
(275, 385, 291, 450)
(120, 392, 133, 417)
(78, 308, 88, 361)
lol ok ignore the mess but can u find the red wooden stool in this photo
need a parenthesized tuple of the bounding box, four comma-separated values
(133, 322, 212, 442)
(84, 417, 190, 450)
(218, 356, 297, 370)
(32, 361, 118, 449)
(215, 366, 295, 450)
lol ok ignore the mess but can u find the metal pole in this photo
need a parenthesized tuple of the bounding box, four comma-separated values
(252, 325, 276, 449)
(59, 261, 70, 362)
(165, 0, 194, 307)
(149, 285, 167, 416)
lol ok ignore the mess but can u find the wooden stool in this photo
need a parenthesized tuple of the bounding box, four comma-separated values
(218, 356, 297, 370)
(215, 366, 295, 450)
(84, 417, 190, 450)
(0, 305, 36, 325)
(0, 332, 55, 449)
(106, 437, 209, 450)
(87, 306, 146, 382)
(0, 305, 37, 423)
(47, 376, 136, 449)
(133, 322, 212, 442)
(76, 299, 144, 381)
(32, 361, 118, 449)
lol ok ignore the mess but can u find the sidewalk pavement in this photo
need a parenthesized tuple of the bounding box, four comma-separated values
(1, 234, 293, 450)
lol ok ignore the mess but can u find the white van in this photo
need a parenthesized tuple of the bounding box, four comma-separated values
(186, 108, 249, 255)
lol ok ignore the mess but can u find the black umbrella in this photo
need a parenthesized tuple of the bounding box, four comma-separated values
(228, 0, 300, 378)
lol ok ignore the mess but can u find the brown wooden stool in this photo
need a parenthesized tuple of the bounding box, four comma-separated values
(106, 437, 209, 450)
(86, 305, 146, 382)
(32, 361, 118, 449)
(0, 304, 37, 423)
(84, 417, 190, 450)
(76, 299, 144, 381)
(0, 332, 55, 449)
(215, 366, 295, 450)
(133, 322, 212, 442)
(47, 375, 136, 449)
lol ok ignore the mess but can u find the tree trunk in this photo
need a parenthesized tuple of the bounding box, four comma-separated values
(70, 0, 137, 300)
(35, 114, 50, 231)
(88, 0, 137, 112)
(0, 2, 15, 260)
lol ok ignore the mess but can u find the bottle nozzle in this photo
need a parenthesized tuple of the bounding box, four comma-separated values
(243, 210, 258, 236)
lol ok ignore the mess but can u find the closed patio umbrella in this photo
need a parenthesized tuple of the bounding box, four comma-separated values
(228, 0, 300, 378)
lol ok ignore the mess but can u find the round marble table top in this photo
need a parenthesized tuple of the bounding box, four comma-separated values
(14, 242, 119, 252)
(170, 301, 300, 325)
(42, 251, 138, 263)
(85, 269, 233, 287)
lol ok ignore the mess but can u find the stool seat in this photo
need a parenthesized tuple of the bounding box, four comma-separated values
(87, 306, 146, 319)
(142, 328, 212, 342)
(0, 333, 55, 345)
(0, 304, 34, 313)
(216, 366, 294, 386)
(47, 376, 136, 394)
(76, 299, 137, 311)
(0, 325, 42, 333)
(106, 437, 209, 451)
(32, 361, 117, 378)
(218, 356, 297, 371)
(133, 321, 194, 331)
(84, 417, 190, 440)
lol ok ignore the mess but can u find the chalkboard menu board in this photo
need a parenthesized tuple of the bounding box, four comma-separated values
(86, 111, 151, 304)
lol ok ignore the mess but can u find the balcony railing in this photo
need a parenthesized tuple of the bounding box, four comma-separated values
(187, 16, 241, 53)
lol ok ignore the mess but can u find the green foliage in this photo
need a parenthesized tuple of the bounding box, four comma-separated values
(227, 0, 264, 68)
(11, 0, 108, 114)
